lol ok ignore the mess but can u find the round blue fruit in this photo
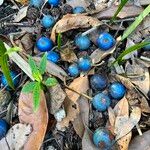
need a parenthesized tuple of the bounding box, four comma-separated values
(93, 128, 113, 149)
(90, 74, 107, 91)
(30, 0, 44, 8)
(36, 37, 53, 52)
(143, 38, 150, 51)
(73, 6, 86, 14)
(75, 35, 91, 51)
(47, 51, 60, 63)
(109, 82, 126, 100)
(68, 64, 80, 77)
(92, 93, 111, 111)
(48, 0, 60, 7)
(97, 32, 115, 51)
(0, 119, 9, 139)
(78, 57, 92, 71)
(1, 71, 19, 88)
(41, 15, 55, 28)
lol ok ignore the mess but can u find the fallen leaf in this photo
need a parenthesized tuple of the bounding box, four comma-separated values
(129, 130, 150, 150)
(15, 0, 28, 5)
(47, 84, 66, 114)
(18, 90, 48, 150)
(93, 0, 107, 11)
(67, 0, 90, 8)
(13, 6, 28, 22)
(65, 76, 89, 103)
(51, 14, 102, 42)
(0, 123, 32, 150)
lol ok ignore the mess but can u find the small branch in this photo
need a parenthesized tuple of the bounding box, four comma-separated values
(136, 124, 142, 136)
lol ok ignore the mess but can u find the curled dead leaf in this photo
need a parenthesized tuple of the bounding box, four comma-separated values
(18, 90, 48, 150)
(50, 14, 102, 42)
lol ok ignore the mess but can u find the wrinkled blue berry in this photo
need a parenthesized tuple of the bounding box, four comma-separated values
(109, 82, 126, 100)
(97, 32, 115, 51)
(48, 0, 60, 7)
(78, 57, 92, 71)
(0, 119, 9, 139)
(47, 51, 60, 63)
(30, 0, 44, 8)
(36, 37, 53, 52)
(73, 6, 86, 14)
(143, 38, 150, 51)
(1, 71, 19, 88)
(68, 64, 80, 77)
(90, 74, 107, 91)
(93, 128, 113, 149)
(41, 15, 55, 28)
(75, 35, 91, 51)
(92, 93, 111, 111)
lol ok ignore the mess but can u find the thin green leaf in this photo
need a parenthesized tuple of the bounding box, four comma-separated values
(39, 52, 47, 75)
(113, 41, 150, 65)
(121, 4, 150, 41)
(111, 0, 129, 21)
(28, 56, 42, 82)
(33, 82, 41, 112)
(57, 33, 62, 50)
(45, 77, 58, 87)
(0, 55, 14, 89)
(0, 40, 7, 56)
(22, 82, 36, 93)
(5, 47, 20, 55)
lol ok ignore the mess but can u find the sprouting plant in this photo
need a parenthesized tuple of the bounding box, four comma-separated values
(22, 53, 58, 111)
(0, 40, 20, 89)
(57, 32, 62, 50)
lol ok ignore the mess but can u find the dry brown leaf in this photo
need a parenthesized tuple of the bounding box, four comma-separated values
(67, 0, 90, 8)
(51, 14, 101, 42)
(18, 91, 48, 150)
(65, 76, 89, 103)
(15, 0, 28, 5)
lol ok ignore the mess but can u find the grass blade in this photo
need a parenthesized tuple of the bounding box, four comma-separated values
(5, 47, 20, 55)
(113, 41, 150, 64)
(121, 4, 150, 41)
(57, 33, 62, 50)
(111, 0, 129, 21)
(39, 52, 47, 75)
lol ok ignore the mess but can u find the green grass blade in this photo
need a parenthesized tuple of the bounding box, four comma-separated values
(113, 41, 150, 64)
(5, 47, 20, 55)
(111, 0, 129, 21)
(0, 40, 7, 56)
(33, 82, 41, 112)
(39, 52, 47, 75)
(57, 33, 62, 50)
(121, 4, 150, 41)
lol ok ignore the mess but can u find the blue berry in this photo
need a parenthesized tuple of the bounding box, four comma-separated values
(36, 37, 53, 52)
(73, 6, 86, 14)
(47, 51, 60, 63)
(109, 82, 126, 100)
(97, 32, 115, 51)
(75, 35, 91, 51)
(93, 128, 113, 149)
(41, 15, 55, 28)
(48, 0, 60, 7)
(90, 74, 107, 91)
(78, 57, 92, 71)
(68, 64, 80, 77)
(1, 71, 19, 88)
(0, 119, 9, 139)
(30, 0, 44, 8)
(92, 93, 111, 111)
(143, 38, 150, 51)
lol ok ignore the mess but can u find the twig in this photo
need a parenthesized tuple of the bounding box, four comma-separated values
(136, 124, 142, 136)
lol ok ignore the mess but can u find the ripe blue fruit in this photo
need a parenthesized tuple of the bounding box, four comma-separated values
(41, 15, 55, 28)
(36, 37, 53, 52)
(93, 128, 113, 149)
(0, 119, 9, 139)
(90, 74, 107, 91)
(73, 6, 86, 14)
(1, 71, 19, 88)
(75, 35, 91, 51)
(97, 32, 115, 51)
(143, 38, 150, 51)
(78, 57, 92, 71)
(30, 0, 44, 8)
(109, 82, 126, 100)
(47, 51, 60, 63)
(68, 64, 80, 77)
(48, 0, 60, 7)
(92, 93, 111, 111)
